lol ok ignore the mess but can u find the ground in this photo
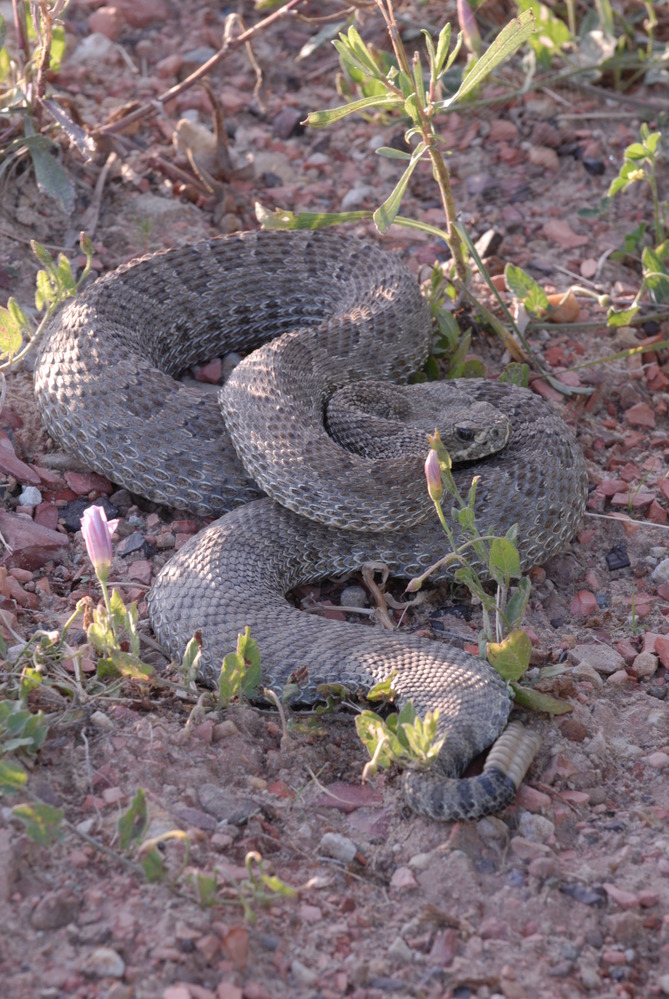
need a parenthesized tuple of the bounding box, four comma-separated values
(0, 1, 668, 998)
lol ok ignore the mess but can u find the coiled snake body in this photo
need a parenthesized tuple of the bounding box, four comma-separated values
(35, 230, 588, 821)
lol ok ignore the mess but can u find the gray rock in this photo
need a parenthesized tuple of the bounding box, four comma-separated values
(569, 643, 625, 675)
(339, 585, 368, 608)
(18, 485, 42, 506)
(318, 831, 358, 863)
(80, 947, 125, 979)
(650, 558, 669, 584)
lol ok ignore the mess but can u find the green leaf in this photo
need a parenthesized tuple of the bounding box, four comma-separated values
(260, 874, 297, 897)
(141, 846, 165, 882)
(434, 22, 453, 77)
(642, 247, 669, 305)
(375, 146, 412, 160)
(624, 142, 649, 161)
(365, 673, 398, 704)
(0, 307, 24, 360)
(306, 93, 401, 128)
(336, 25, 385, 80)
(486, 629, 532, 681)
(373, 142, 426, 233)
(49, 25, 66, 72)
(411, 53, 427, 109)
(25, 134, 75, 213)
(0, 758, 27, 793)
(504, 576, 532, 631)
(499, 362, 530, 387)
(118, 788, 148, 849)
(489, 537, 521, 583)
(13, 802, 64, 845)
(607, 305, 639, 328)
(256, 204, 372, 230)
(510, 681, 573, 714)
(504, 264, 549, 316)
(447, 10, 535, 105)
(237, 626, 262, 699)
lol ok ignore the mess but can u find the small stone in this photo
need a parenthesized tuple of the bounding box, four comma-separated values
(318, 832, 358, 864)
(651, 559, 669, 584)
(570, 590, 598, 616)
(339, 584, 368, 608)
(290, 959, 318, 987)
(116, 532, 145, 556)
(560, 718, 588, 741)
(623, 401, 656, 428)
(638, 890, 659, 908)
(645, 751, 669, 769)
(658, 975, 669, 996)
(156, 532, 176, 549)
(603, 883, 639, 909)
(30, 890, 78, 930)
(388, 936, 413, 963)
(518, 812, 555, 843)
(569, 643, 625, 675)
(510, 836, 552, 860)
(515, 786, 551, 811)
(607, 669, 633, 685)
(528, 856, 558, 879)
(193, 358, 223, 384)
(389, 866, 417, 890)
(89, 710, 114, 731)
(88, 6, 125, 40)
(0, 510, 68, 570)
(80, 946, 125, 978)
(631, 652, 658, 677)
(64, 471, 113, 496)
(128, 559, 152, 585)
(18, 485, 42, 506)
(113, 0, 168, 28)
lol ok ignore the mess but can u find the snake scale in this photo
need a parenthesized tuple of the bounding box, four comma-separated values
(35, 230, 589, 821)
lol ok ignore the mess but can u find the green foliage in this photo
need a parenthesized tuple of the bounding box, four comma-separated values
(409, 432, 569, 714)
(352, 675, 445, 781)
(605, 124, 667, 322)
(0, 699, 48, 755)
(0, 234, 94, 371)
(218, 627, 262, 707)
(12, 802, 63, 845)
(0, 2, 79, 210)
(89, 587, 153, 681)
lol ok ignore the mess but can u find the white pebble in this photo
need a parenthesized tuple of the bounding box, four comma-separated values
(18, 485, 42, 506)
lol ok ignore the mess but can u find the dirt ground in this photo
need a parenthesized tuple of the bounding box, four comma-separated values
(0, 2, 668, 998)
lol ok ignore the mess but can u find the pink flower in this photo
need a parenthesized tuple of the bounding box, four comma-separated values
(81, 505, 119, 582)
(424, 448, 443, 503)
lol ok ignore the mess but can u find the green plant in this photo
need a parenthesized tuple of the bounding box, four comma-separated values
(413, 432, 569, 714)
(0, 233, 93, 372)
(217, 626, 263, 707)
(0, 0, 83, 210)
(355, 674, 444, 781)
(258, 4, 534, 284)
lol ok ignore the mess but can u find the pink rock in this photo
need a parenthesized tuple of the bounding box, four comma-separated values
(542, 219, 589, 249)
(603, 883, 639, 909)
(88, 6, 124, 39)
(0, 432, 41, 485)
(389, 866, 417, 890)
(638, 890, 659, 908)
(315, 782, 382, 813)
(64, 471, 113, 496)
(607, 669, 633, 685)
(193, 358, 223, 384)
(427, 928, 457, 966)
(601, 948, 627, 965)
(128, 559, 151, 585)
(623, 402, 656, 428)
(645, 751, 669, 769)
(114, 0, 168, 28)
(653, 635, 669, 668)
(35, 501, 59, 531)
(515, 785, 551, 812)
(570, 589, 598, 616)
(0, 510, 68, 570)
(31, 465, 64, 487)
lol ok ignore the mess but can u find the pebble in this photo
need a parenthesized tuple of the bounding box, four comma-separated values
(645, 751, 669, 769)
(318, 831, 358, 864)
(30, 889, 78, 930)
(632, 651, 658, 677)
(18, 485, 42, 506)
(389, 866, 417, 890)
(80, 946, 125, 978)
(388, 936, 413, 963)
(658, 974, 669, 995)
(518, 812, 555, 844)
(290, 959, 318, 987)
(603, 883, 639, 909)
(339, 584, 368, 608)
(0, 509, 68, 570)
(569, 643, 625, 675)
(510, 836, 552, 860)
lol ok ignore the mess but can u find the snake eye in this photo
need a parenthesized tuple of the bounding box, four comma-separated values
(456, 427, 475, 442)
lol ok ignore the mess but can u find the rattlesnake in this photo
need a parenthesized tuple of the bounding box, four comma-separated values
(35, 229, 589, 821)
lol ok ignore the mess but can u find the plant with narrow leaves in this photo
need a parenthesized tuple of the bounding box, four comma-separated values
(410, 433, 570, 715)
(355, 674, 444, 781)
(257, 4, 534, 286)
(218, 626, 263, 708)
(0, 1, 95, 210)
(0, 233, 94, 371)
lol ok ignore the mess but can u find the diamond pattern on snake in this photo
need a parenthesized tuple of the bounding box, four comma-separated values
(35, 229, 589, 821)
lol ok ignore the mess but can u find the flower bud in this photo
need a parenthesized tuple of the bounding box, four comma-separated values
(81, 505, 119, 583)
(424, 448, 443, 503)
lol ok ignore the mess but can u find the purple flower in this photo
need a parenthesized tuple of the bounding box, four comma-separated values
(81, 505, 119, 583)
(424, 448, 443, 503)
